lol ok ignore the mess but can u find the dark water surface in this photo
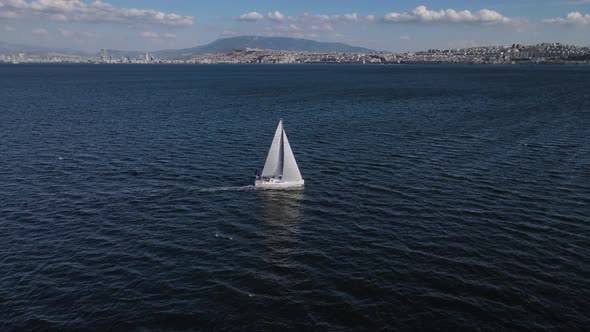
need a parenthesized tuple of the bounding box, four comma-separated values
(1, 64, 589, 330)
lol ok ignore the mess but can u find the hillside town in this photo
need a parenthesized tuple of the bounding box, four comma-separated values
(1, 43, 589, 65)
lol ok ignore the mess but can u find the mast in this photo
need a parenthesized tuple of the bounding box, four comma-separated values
(277, 122, 284, 177)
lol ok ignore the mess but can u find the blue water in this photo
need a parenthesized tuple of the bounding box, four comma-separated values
(1, 64, 589, 330)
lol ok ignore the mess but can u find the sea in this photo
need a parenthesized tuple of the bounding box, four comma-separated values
(1, 64, 589, 330)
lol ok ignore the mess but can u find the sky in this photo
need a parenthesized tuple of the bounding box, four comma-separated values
(0, 0, 589, 52)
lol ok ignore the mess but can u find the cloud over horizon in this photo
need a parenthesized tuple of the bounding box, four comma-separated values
(238, 11, 374, 24)
(0, 0, 193, 27)
(267, 11, 284, 22)
(1, 1, 588, 53)
(238, 11, 264, 21)
(236, 6, 516, 28)
(383, 6, 512, 24)
(544, 12, 590, 25)
(140, 31, 176, 40)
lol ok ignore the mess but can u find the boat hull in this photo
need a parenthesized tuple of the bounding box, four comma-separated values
(255, 179, 304, 189)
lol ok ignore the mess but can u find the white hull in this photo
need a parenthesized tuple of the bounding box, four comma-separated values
(255, 179, 304, 189)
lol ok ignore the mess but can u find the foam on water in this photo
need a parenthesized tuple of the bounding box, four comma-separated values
(198, 185, 255, 192)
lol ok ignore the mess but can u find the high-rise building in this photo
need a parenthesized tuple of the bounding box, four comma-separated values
(101, 48, 107, 62)
(145, 52, 150, 63)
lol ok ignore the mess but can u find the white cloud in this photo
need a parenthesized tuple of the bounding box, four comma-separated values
(544, 12, 590, 25)
(383, 6, 511, 24)
(259, 11, 370, 38)
(0, 0, 193, 26)
(0, 0, 27, 9)
(238, 11, 263, 21)
(275, 24, 301, 32)
(3, 25, 15, 31)
(400, 35, 411, 40)
(139, 31, 176, 40)
(267, 10, 284, 22)
(31, 27, 47, 35)
(140, 31, 159, 39)
(239, 11, 373, 24)
(310, 23, 334, 31)
(293, 13, 329, 23)
(292, 12, 372, 23)
(331, 13, 361, 22)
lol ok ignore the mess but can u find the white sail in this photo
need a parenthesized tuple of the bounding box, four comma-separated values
(281, 130, 302, 182)
(261, 120, 283, 178)
(256, 119, 304, 188)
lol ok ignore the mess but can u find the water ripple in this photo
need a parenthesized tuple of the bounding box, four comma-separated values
(1, 64, 589, 330)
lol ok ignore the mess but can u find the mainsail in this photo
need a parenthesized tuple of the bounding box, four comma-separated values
(260, 120, 302, 182)
(261, 120, 283, 178)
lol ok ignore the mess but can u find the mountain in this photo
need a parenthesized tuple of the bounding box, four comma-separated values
(153, 36, 375, 58)
(0, 41, 94, 57)
(1, 36, 375, 59)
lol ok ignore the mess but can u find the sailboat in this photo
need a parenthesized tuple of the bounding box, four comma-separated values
(255, 119, 304, 189)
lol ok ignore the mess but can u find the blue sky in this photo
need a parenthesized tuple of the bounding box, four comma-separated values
(1, 0, 589, 52)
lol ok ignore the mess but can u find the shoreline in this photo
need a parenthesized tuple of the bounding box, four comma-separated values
(2, 61, 589, 66)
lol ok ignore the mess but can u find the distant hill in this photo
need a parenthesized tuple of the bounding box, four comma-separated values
(1, 36, 374, 59)
(0, 41, 94, 57)
(153, 36, 375, 58)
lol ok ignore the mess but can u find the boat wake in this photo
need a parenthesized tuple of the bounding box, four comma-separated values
(198, 185, 255, 193)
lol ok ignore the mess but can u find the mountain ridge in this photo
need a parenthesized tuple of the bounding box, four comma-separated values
(1, 36, 375, 58)
(153, 36, 375, 57)
(0, 41, 95, 56)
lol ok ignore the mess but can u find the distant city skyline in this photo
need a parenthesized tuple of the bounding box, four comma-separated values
(0, 0, 589, 52)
